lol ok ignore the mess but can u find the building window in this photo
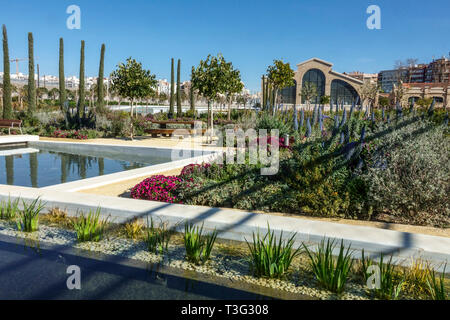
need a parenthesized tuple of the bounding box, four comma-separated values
(433, 97, 444, 103)
(330, 79, 359, 105)
(280, 80, 297, 105)
(301, 69, 325, 104)
(408, 96, 421, 105)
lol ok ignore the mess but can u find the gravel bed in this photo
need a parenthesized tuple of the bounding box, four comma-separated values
(0, 220, 370, 300)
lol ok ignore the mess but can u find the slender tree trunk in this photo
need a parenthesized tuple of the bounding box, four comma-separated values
(97, 44, 105, 113)
(27, 32, 36, 114)
(78, 40, 85, 122)
(2, 25, 12, 119)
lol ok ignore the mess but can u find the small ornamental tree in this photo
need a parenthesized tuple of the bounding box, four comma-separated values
(301, 81, 318, 111)
(110, 57, 157, 118)
(223, 60, 243, 121)
(266, 59, 295, 111)
(189, 67, 196, 113)
(191, 53, 229, 142)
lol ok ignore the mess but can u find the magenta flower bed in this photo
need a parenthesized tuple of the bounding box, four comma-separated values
(180, 163, 211, 176)
(130, 175, 184, 203)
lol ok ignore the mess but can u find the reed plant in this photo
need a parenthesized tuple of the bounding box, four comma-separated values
(303, 238, 354, 294)
(16, 198, 45, 232)
(145, 217, 173, 254)
(426, 264, 448, 300)
(246, 225, 300, 279)
(73, 208, 108, 242)
(184, 222, 218, 264)
(0, 196, 20, 220)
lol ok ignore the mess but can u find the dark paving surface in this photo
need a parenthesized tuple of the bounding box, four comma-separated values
(0, 234, 277, 300)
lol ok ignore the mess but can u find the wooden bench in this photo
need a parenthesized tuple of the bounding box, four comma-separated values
(145, 128, 207, 138)
(0, 119, 23, 135)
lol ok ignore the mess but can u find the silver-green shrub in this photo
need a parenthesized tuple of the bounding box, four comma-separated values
(363, 119, 449, 227)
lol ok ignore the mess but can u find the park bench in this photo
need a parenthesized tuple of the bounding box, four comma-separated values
(145, 128, 207, 138)
(0, 119, 23, 135)
(146, 120, 205, 138)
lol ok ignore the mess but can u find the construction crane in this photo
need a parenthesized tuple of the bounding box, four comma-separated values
(10, 58, 27, 76)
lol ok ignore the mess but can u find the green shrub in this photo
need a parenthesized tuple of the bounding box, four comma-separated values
(256, 111, 292, 137)
(16, 198, 45, 232)
(73, 208, 108, 242)
(303, 239, 354, 294)
(246, 225, 300, 279)
(0, 196, 20, 220)
(184, 222, 218, 265)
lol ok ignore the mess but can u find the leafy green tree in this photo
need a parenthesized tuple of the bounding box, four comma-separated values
(223, 60, 243, 120)
(2, 25, 12, 119)
(191, 53, 229, 141)
(169, 58, 175, 118)
(97, 44, 106, 113)
(266, 59, 295, 110)
(176, 59, 182, 117)
(110, 57, 157, 117)
(27, 32, 36, 114)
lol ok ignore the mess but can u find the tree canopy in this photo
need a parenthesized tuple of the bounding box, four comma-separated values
(110, 57, 157, 116)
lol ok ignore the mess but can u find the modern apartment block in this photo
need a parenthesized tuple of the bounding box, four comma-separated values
(378, 57, 450, 93)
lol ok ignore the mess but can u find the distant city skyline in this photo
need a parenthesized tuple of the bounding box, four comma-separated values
(1, 0, 449, 91)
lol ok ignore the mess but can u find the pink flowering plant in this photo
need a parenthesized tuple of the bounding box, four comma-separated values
(131, 175, 186, 203)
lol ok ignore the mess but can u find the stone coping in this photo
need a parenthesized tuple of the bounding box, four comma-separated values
(0, 185, 448, 272)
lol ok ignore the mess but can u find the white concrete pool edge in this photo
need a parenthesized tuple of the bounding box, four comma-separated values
(0, 185, 448, 273)
(23, 140, 219, 192)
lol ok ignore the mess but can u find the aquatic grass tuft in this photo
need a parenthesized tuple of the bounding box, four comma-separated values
(124, 218, 144, 240)
(246, 225, 300, 279)
(0, 196, 20, 220)
(145, 217, 174, 254)
(370, 254, 404, 300)
(426, 264, 448, 300)
(16, 198, 45, 232)
(303, 238, 354, 294)
(73, 208, 108, 242)
(184, 222, 218, 265)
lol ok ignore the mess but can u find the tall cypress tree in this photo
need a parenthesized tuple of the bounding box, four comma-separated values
(97, 44, 105, 112)
(59, 38, 66, 113)
(2, 25, 12, 119)
(169, 58, 175, 118)
(190, 67, 195, 113)
(78, 40, 85, 119)
(176, 59, 181, 117)
(27, 32, 36, 114)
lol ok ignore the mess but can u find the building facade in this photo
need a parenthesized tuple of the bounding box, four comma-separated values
(279, 58, 363, 106)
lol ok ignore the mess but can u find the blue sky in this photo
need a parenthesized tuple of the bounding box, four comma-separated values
(1, 0, 449, 91)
